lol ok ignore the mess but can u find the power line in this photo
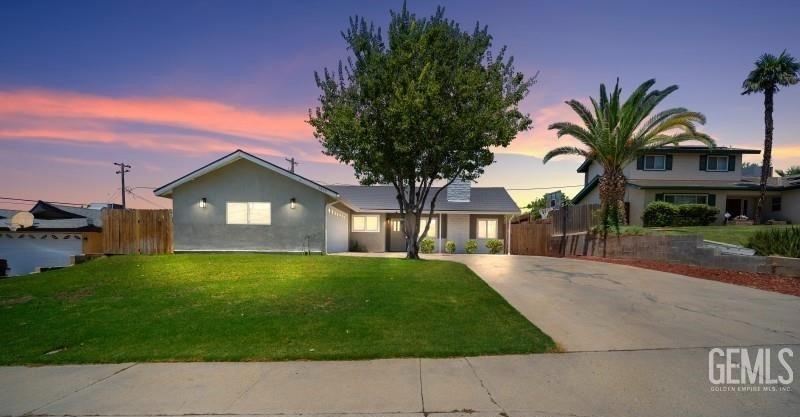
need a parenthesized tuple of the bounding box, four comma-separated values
(0, 196, 85, 206)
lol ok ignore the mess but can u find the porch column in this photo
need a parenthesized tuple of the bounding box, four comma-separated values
(438, 213, 442, 253)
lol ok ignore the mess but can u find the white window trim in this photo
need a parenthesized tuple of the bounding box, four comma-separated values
(419, 218, 438, 238)
(476, 218, 499, 239)
(226, 201, 271, 225)
(707, 155, 729, 172)
(644, 154, 666, 171)
(352, 214, 380, 233)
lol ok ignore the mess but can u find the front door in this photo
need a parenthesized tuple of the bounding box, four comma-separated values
(725, 198, 742, 217)
(388, 218, 407, 252)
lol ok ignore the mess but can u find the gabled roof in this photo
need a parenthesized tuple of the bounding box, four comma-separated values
(153, 150, 339, 199)
(0, 201, 103, 231)
(30, 201, 86, 220)
(571, 175, 600, 204)
(330, 185, 520, 214)
(576, 146, 761, 173)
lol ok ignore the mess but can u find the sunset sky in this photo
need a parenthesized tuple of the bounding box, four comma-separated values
(2, 0, 799, 210)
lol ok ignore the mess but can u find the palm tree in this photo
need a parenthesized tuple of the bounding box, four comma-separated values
(776, 165, 800, 177)
(543, 79, 714, 247)
(742, 50, 800, 223)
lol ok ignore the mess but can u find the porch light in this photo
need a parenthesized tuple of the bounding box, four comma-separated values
(290, 198, 296, 209)
(200, 197, 207, 208)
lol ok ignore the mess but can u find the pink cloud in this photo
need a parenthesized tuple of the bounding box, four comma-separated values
(499, 100, 584, 160)
(0, 89, 313, 142)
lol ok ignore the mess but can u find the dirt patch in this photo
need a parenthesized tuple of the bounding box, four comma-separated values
(0, 295, 33, 306)
(571, 256, 800, 297)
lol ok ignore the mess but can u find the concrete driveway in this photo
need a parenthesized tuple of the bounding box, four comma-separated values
(445, 254, 800, 351)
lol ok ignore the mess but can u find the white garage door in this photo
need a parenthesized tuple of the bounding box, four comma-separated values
(0, 233, 83, 276)
(325, 206, 349, 253)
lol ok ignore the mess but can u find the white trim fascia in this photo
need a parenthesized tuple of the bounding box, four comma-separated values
(154, 151, 339, 199)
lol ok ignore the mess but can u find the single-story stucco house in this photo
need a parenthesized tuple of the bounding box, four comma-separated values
(153, 150, 520, 254)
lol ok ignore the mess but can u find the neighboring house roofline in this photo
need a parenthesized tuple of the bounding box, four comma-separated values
(29, 201, 87, 220)
(576, 146, 761, 173)
(571, 175, 600, 204)
(153, 149, 340, 199)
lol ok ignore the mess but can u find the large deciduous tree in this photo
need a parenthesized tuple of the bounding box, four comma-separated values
(308, 4, 534, 259)
(741, 50, 800, 223)
(543, 79, 714, 249)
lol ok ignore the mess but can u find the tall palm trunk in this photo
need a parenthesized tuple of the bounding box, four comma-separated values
(598, 170, 627, 257)
(755, 88, 774, 224)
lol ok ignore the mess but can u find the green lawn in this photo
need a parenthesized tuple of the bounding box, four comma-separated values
(0, 254, 554, 365)
(652, 224, 795, 246)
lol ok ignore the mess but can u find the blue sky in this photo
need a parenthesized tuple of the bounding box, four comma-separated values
(1, 0, 799, 209)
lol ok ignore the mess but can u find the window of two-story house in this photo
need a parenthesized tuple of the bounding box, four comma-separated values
(772, 197, 782, 212)
(644, 155, 666, 170)
(706, 155, 729, 172)
(663, 194, 708, 205)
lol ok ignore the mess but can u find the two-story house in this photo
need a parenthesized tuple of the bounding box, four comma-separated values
(570, 145, 800, 225)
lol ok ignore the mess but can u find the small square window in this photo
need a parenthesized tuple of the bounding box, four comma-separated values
(419, 218, 437, 238)
(644, 155, 666, 170)
(477, 219, 498, 239)
(707, 155, 729, 172)
(352, 215, 380, 232)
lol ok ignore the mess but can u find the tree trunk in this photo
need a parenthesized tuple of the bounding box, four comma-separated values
(404, 211, 420, 259)
(755, 88, 774, 224)
(598, 170, 627, 257)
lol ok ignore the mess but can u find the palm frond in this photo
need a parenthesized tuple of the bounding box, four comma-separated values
(542, 146, 588, 164)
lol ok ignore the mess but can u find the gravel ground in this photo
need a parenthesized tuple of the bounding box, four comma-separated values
(573, 256, 800, 297)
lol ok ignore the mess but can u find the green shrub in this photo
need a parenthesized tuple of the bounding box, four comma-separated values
(620, 226, 651, 236)
(747, 226, 800, 257)
(674, 204, 719, 226)
(485, 239, 504, 254)
(349, 240, 364, 252)
(465, 239, 478, 254)
(420, 237, 435, 254)
(642, 201, 678, 227)
(445, 240, 456, 254)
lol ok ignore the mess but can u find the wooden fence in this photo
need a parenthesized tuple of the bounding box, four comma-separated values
(551, 204, 601, 236)
(101, 209, 173, 254)
(510, 222, 553, 256)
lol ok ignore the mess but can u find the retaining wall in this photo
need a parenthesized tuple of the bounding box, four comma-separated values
(554, 233, 800, 278)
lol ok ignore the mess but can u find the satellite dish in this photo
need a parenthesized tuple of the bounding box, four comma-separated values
(9, 212, 34, 231)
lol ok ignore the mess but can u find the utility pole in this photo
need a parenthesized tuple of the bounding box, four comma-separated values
(114, 162, 131, 208)
(285, 157, 300, 173)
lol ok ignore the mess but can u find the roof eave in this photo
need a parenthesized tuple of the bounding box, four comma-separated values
(153, 150, 340, 199)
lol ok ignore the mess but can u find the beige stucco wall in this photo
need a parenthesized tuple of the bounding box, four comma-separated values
(625, 154, 742, 181)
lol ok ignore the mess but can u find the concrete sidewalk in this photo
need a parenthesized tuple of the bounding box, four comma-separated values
(3, 347, 798, 417)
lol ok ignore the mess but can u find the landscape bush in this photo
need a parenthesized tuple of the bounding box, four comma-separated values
(445, 240, 456, 254)
(674, 204, 719, 226)
(642, 201, 718, 227)
(746, 226, 800, 257)
(642, 201, 678, 227)
(420, 237, 435, 254)
(485, 239, 504, 254)
(465, 239, 478, 254)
